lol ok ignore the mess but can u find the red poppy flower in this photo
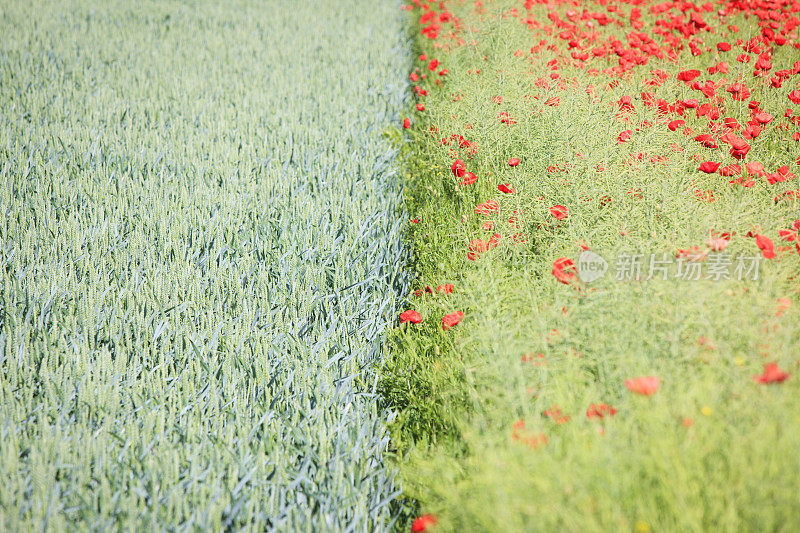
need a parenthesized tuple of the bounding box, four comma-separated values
(718, 61, 731, 74)
(727, 82, 751, 101)
(772, 166, 796, 183)
(779, 228, 798, 241)
(746, 161, 765, 176)
(552, 257, 577, 284)
(724, 135, 751, 159)
(512, 419, 548, 449)
(617, 130, 632, 143)
(625, 376, 660, 395)
(755, 234, 775, 259)
(586, 403, 617, 419)
(475, 199, 499, 215)
(723, 117, 741, 130)
(498, 183, 516, 193)
(469, 239, 488, 253)
(616, 95, 634, 113)
(753, 112, 773, 124)
(706, 237, 729, 251)
(676, 246, 707, 261)
(412, 514, 437, 532)
(753, 362, 790, 384)
(442, 311, 464, 330)
(550, 205, 568, 220)
(416, 103, 425, 112)
(508, 157, 521, 166)
(776, 297, 791, 317)
(451, 159, 466, 178)
(677, 69, 701, 82)
(726, 135, 749, 151)
(461, 172, 477, 186)
(698, 161, 721, 173)
(742, 123, 761, 140)
(694, 134, 718, 148)
(437, 284, 454, 294)
(668, 119, 685, 131)
(789, 90, 800, 105)
(543, 405, 570, 424)
(403, 118, 411, 129)
(400, 310, 422, 324)
(720, 164, 741, 177)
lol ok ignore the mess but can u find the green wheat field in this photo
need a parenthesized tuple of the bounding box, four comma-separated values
(1, 0, 410, 529)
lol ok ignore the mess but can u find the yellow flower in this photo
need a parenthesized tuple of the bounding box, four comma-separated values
(635, 521, 651, 533)
(701, 406, 713, 416)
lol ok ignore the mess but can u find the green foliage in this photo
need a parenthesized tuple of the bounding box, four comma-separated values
(382, 0, 800, 530)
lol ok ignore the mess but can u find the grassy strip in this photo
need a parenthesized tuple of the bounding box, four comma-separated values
(382, 0, 800, 530)
(0, 1, 411, 529)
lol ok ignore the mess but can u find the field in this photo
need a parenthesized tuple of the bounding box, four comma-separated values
(0, 0, 410, 529)
(3, 0, 800, 530)
(383, 0, 800, 531)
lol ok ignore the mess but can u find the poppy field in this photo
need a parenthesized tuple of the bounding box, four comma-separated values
(384, 0, 800, 530)
(1, 0, 411, 529)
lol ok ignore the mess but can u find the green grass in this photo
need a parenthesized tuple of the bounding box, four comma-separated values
(0, 0, 411, 529)
(382, 0, 800, 530)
